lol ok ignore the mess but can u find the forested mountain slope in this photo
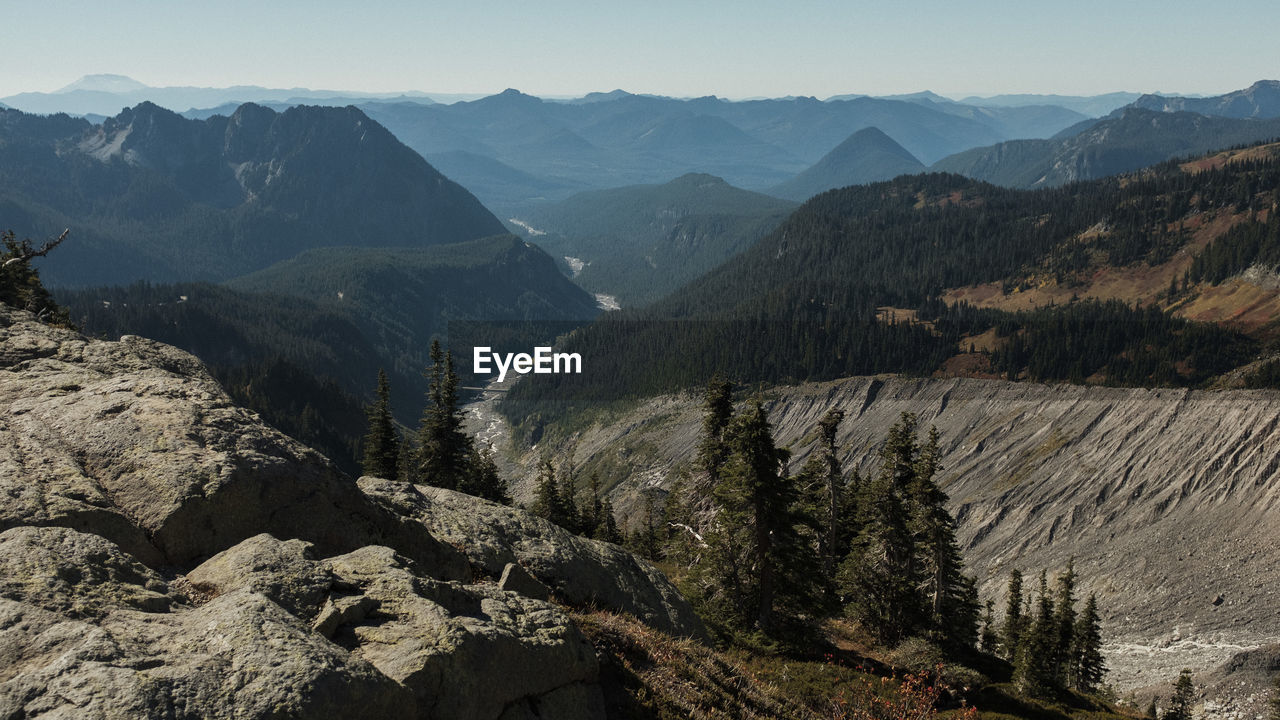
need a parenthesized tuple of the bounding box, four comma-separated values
(515, 173, 796, 306)
(1, 102, 505, 286)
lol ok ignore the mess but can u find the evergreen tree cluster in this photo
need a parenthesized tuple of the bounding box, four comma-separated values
(836, 414, 978, 650)
(657, 379, 979, 649)
(360, 339, 511, 504)
(987, 563, 1107, 697)
(1188, 206, 1280, 285)
(529, 459, 623, 544)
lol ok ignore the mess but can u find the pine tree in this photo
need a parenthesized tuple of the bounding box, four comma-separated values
(361, 369, 400, 480)
(1015, 571, 1057, 697)
(594, 498, 623, 544)
(1, 229, 72, 327)
(557, 465, 583, 535)
(1165, 669, 1195, 720)
(459, 445, 510, 504)
(1146, 696, 1159, 719)
(417, 340, 471, 490)
(980, 599, 1000, 653)
(838, 415, 922, 646)
(1052, 559, 1078, 685)
(703, 399, 820, 634)
(531, 459, 573, 529)
(580, 472, 606, 537)
(696, 374, 735, 494)
(907, 425, 978, 649)
(1071, 594, 1106, 693)
(815, 408, 851, 581)
(662, 470, 699, 564)
(627, 487, 664, 560)
(1002, 569, 1026, 660)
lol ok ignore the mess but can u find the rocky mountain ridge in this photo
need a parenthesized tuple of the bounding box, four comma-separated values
(0, 303, 701, 719)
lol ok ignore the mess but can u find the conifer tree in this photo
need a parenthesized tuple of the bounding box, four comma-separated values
(1146, 696, 1159, 719)
(580, 473, 606, 537)
(1, 229, 72, 327)
(459, 445, 510, 504)
(907, 425, 978, 648)
(417, 340, 471, 490)
(1053, 560, 1078, 684)
(1015, 571, 1058, 697)
(594, 499, 623, 544)
(839, 414, 922, 645)
(1165, 669, 1195, 720)
(531, 459, 573, 529)
(557, 465, 583, 535)
(815, 408, 851, 581)
(361, 369, 400, 480)
(1002, 569, 1027, 660)
(661, 470, 698, 564)
(980, 599, 1000, 653)
(695, 374, 735, 499)
(627, 487, 665, 560)
(701, 399, 821, 634)
(716, 400, 807, 632)
(1071, 594, 1106, 693)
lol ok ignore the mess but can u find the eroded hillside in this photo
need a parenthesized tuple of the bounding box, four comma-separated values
(485, 374, 1280, 712)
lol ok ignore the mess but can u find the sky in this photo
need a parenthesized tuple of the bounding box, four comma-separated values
(2, 0, 1277, 100)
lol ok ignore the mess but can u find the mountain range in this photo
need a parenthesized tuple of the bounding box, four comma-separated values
(0, 73, 441, 116)
(932, 107, 1280, 188)
(0, 102, 505, 286)
(1131, 79, 1280, 118)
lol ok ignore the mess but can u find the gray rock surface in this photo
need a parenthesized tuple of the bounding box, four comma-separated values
(184, 533, 335, 618)
(499, 562, 552, 602)
(0, 307, 626, 718)
(0, 528, 416, 720)
(0, 526, 171, 618)
(358, 477, 707, 640)
(0, 304, 468, 578)
(323, 545, 604, 719)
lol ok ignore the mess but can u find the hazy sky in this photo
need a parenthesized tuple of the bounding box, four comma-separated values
(3, 0, 1277, 99)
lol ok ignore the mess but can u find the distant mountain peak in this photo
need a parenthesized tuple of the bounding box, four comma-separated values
(55, 74, 149, 94)
(669, 172, 729, 186)
(769, 126, 924, 201)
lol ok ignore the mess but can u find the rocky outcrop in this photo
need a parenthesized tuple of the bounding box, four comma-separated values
(492, 375, 1280, 699)
(0, 526, 415, 720)
(2, 305, 698, 718)
(358, 477, 707, 640)
(185, 536, 604, 720)
(0, 304, 468, 576)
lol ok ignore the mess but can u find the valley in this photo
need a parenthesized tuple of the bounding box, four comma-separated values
(4, 67, 1280, 719)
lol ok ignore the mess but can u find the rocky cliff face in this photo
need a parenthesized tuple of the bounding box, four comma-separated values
(492, 375, 1280, 711)
(0, 303, 702, 719)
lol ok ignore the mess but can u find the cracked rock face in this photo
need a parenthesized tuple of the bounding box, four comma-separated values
(0, 527, 415, 720)
(0, 304, 469, 576)
(358, 477, 708, 640)
(0, 306, 617, 719)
